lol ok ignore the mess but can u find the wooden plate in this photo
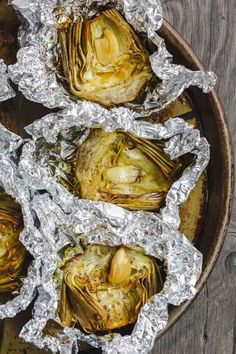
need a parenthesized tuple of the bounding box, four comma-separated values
(0, 5, 233, 353)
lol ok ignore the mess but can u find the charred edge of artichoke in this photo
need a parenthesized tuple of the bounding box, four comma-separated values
(99, 191, 167, 211)
(53, 158, 79, 195)
(0, 280, 20, 294)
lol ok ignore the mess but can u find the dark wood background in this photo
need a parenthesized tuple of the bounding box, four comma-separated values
(152, 1, 236, 354)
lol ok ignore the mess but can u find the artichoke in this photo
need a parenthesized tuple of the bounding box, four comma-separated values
(74, 129, 180, 211)
(58, 8, 153, 107)
(59, 244, 160, 332)
(0, 190, 26, 292)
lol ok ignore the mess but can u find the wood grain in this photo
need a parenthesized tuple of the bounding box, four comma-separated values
(152, 1, 236, 354)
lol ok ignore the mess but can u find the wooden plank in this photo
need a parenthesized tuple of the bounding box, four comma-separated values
(152, 1, 236, 353)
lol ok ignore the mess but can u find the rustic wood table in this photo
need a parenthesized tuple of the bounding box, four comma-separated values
(152, 1, 236, 354)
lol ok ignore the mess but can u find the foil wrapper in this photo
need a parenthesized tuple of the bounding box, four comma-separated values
(9, 0, 216, 116)
(20, 106, 210, 229)
(17, 109, 209, 353)
(0, 59, 15, 102)
(0, 124, 41, 319)
(3, 1, 212, 352)
(19, 193, 202, 354)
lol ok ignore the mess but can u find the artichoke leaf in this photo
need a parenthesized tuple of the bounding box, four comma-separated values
(0, 279, 20, 293)
(59, 281, 74, 327)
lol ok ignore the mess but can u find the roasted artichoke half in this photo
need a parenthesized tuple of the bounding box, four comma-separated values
(59, 244, 160, 333)
(0, 190, 26, 292)
(58, 8, 153, 107)
(73, 129, 180, 211)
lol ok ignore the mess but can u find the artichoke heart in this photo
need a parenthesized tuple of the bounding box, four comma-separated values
(75, 129, 180, 211)
(58, 8, 153, 107)
(59, 244, 160, 333)
(0, 190, 26, 292)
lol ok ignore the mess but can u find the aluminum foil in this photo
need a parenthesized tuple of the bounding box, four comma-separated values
(0, 59, 15, 102)
(0, 124, 41, 319)
(16, 109, 209, 353)
(19, 193, 202, 354)
(9, 0, 216, 116)
(3, 1, 213, 352)
(19, 106, 210, 229)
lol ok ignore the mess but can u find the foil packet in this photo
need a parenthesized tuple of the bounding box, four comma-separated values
(16, 108, 209, 353)
(1, 1, 213, 352)
(9, 0, 216, 116)
(19, 106, 210, 229)
(0, 124, 42, 319)
(0, 59, 15, 102)
(19, 191, 203, 354)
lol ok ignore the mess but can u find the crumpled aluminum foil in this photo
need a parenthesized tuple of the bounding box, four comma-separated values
(19, 105, 210, 229)
(2, 1, 213, 352)
(16, 108, 209, 353)
(0, 59, 15, 102)
(0, 124, 41, 319)
(9, 0, 216, 116)
(19, 193, 202, 354)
